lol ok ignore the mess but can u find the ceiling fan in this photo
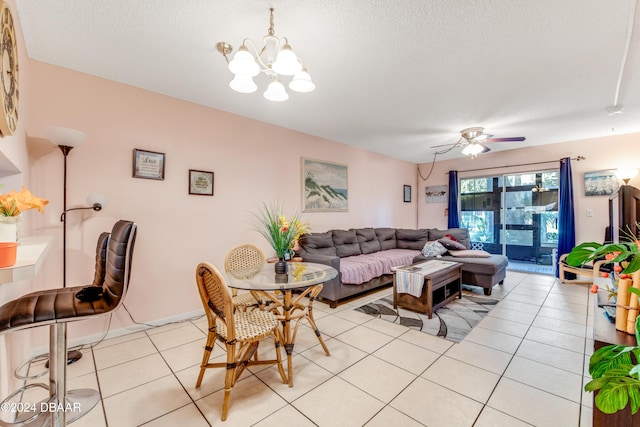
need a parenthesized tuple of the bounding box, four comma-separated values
(432, 127, 526, 156)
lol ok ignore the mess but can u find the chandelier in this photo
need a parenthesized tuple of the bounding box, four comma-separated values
(216, 8, 315, 102)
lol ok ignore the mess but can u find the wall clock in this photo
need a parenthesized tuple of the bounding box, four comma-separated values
(0, 1, 17, 136)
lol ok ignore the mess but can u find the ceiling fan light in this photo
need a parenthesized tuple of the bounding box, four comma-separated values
(289, 69, 315, 92)
(228, 46, 260, 77)
(263, 80, 289, 101)
(229, 75, 257, 93)
(462, 143, 484, 156)
(272, 45, 302, 76)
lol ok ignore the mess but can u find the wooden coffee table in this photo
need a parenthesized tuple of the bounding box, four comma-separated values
(392, 260, 462, 318)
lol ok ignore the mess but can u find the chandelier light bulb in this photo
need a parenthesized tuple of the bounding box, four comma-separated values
(263, 80, 289, 102)
(218, 8, 313, 101)
(289, 69, 315, 93)
(230, 74, 257, 93)
(272, 44, 302, 76)
(228, 46, 260, 77)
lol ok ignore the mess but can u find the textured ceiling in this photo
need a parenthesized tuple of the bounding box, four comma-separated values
(15, 0, 640, 163)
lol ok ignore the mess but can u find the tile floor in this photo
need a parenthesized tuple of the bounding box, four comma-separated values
(22, 270, 598, 426)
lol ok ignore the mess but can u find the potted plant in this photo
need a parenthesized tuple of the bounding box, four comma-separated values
(586, 312, 640, 415)
(565, 239, 640, 275)
(251, 202, 308, 274)
(566, 234, 640, 417)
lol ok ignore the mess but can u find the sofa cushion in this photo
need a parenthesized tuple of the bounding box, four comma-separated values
(355, 228, 381, 254)
(375, 228, 397, 250)
(438, 237, 467, 251)
(429, 228, 470, 249)
(396, 229, 430, 250)
(332, 229, 362, 257)
(448, 249, 491, 258)
(369, 249, 422, 273)
(422, 241, 448, 257)
(298, 232, 337, 256)
(440, 254, 508, 275)
(339, 254, 385, 284)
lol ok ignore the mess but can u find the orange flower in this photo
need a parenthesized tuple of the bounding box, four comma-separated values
(0, 186, 49, 216)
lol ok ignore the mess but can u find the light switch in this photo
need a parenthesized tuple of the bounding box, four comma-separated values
(586, 209, 593, 217)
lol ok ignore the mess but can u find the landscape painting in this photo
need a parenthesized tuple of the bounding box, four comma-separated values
(302, 158, 348, 212)
(584, 169, 619, 196)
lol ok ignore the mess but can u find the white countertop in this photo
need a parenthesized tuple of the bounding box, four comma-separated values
(0, 236, 52, 283)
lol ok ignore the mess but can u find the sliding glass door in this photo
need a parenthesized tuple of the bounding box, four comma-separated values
(460, 170, 559, 273)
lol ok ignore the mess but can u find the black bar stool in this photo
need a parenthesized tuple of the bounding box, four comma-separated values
(0, 220, 137, 426)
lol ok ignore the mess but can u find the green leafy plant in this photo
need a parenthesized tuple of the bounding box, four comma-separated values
(566, 240, 640, 274)
(251, 202, 308, 259)
(585, 307, 640, 414)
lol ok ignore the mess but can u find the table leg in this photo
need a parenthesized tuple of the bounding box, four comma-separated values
(282, 290, 294, 388)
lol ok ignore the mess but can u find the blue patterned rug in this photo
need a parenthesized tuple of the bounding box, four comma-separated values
(355, 289, 501, 343)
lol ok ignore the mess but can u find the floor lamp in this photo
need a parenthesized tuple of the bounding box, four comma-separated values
(45, 126, 89, 365)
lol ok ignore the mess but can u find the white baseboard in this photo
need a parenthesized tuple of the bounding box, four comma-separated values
(28, 308, 205, 360)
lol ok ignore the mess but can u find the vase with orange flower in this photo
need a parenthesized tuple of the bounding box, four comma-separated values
(0, 186, 49, 243)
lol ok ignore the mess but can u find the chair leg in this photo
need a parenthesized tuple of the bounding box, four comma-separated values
(50, 323, 67, 427)
(221, 344, 237, 421)
(196, 329, 216, 387)
(48, 324, 101, 427)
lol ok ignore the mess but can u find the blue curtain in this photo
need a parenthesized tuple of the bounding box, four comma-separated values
(448, 170, 460, 228)
(556, 157, 576, 277)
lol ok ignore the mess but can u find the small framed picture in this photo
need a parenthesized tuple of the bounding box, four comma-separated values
(133, 149, 165, 180)
(403, 185, 411, 202)
(189, 169, 214, 196)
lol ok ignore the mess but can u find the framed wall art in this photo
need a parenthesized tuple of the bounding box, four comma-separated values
(189, 169, 214, 196)
(302, 158, 348, 212)
(133, 149, 165, 180)
(404, 185, 411, 202)
(584, 169, 619, 196)
(425, 185, 447, 203)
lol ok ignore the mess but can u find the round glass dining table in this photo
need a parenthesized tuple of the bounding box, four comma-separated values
(224, 262, 338, 387)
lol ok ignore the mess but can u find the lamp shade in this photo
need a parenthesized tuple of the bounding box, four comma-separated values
(44, 126, 86, 148)
(289, 69, 315, 93)
(228, 46, 260, 77)
(263, 80, 289, 101)
(271, 45, 302, 76)
(229, 75, 257, 93)
(615, 169, 639, 184)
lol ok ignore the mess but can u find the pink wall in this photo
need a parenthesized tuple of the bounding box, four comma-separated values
(23, 61, 417, 340)
(417, 133, 640, 243)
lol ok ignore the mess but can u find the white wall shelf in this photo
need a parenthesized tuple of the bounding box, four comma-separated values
(0, 236, 52, 283)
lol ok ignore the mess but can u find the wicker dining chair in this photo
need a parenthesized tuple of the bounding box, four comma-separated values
(195, 262, 287, 421)
(224, 244, 265, 310)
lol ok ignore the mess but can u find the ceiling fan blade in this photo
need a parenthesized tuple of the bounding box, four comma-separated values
(484, 137, 526, 143)
(480, 144, 491, 153)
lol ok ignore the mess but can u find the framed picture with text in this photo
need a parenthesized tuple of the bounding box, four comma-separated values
(189, 169, 214, 196)
(133, 149, 165, 180)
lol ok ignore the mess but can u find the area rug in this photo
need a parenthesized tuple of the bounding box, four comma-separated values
(355, 288, 502, 343)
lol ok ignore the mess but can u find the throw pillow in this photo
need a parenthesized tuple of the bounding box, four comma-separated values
(438, 237, 467, 251)
(447, 249, 491, 258)
(422, 241, 447, 257)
